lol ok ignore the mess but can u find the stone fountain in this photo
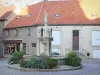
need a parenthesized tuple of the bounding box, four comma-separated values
(37, 12, 53, 56)
(37, 12, 65, 65)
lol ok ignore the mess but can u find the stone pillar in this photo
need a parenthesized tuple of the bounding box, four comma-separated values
(46, 40, 50, 56)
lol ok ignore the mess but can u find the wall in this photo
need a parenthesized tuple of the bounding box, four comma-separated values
(38, 25, 100, 58)
(0, 21, 4, 57)
(3, 26, 37, 55)
(4, 25, 100, 58)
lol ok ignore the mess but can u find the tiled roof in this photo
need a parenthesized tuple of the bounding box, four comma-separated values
(0, 4, 15, 20)
(6, 0, 100, 28)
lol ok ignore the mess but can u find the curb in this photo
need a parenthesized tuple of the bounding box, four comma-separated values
(7, 65, 82, 72)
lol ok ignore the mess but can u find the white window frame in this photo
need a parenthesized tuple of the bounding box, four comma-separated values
(51, 30, 61, 56)
(92, 30, 100, 46)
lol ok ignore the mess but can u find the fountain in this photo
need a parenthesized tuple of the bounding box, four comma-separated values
(37, 12, 53, 56)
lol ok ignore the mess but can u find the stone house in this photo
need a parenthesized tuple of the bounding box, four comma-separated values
(0, 4, 15, 57)
(1, 0, 100, 58)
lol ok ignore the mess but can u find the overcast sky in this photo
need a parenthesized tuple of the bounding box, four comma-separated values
(0, 0, 44, 5)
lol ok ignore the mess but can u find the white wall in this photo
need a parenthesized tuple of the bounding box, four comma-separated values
(4, 25, 100, 58)
(38, 25, 100, 58)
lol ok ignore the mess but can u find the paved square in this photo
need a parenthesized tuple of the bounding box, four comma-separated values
(0, 59, 100, 75)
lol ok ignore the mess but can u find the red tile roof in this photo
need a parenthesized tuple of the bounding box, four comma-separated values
(0, 5, 15, 20)
(6, 0, 100, 28)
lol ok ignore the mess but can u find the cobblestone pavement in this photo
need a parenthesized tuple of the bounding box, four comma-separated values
(0, 59, 100, 75)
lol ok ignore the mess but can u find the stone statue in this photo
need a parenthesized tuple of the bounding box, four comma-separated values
(37, 12, 53, 56)
(44, 12, 48, 25)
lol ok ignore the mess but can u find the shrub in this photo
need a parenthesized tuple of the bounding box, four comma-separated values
(8, 55, 17, 64)
(24, 56, 49, 69)
(67, 52, 78, 57)
(20, 60, 28, 67)
(8, 51, 24, 64)
(20, 55, 58, 69)
(45, 58, 58, 69)
(65, 52, 81, 67)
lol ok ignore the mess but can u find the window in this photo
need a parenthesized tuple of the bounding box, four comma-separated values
(27, 28, 31, 36)
(73, 30, 79, 36)
(41, 28, 43, 37)
(23, 43, 26, 47)
(15, 28, 18, 37)
(92, 30, 100, 46)
(32, 43, 36, 47)
(52, 31, 61, 55)
(55, 14, 60, 18)
(27, 14, 32, 18)
(92, 13, 97, 17)
(4, 30, 9, 37)
(16, 16, 21, 19)
(23, 43, 26, 54)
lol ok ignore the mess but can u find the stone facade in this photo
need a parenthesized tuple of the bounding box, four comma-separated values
(38, 25, 100, 58)
(3, 26, 37, 55)
(3, 23, 100, 58)
(0, 20, 5, 57)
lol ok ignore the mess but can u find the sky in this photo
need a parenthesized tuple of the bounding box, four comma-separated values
(0, 0, 43, 5)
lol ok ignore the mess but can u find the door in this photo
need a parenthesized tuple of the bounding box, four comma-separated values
(52, 31, 60, 55)
(92, 30, 100, 58)
(93, 50, 100, 58)
(72, 30, 79, 51)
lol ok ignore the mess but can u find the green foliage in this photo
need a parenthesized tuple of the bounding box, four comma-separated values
(45, 58, 58, 69)
(20, 55, 58, 69)
(24, 56, 49, 69)
(67, 52, 78, 57)
(20, 60, 28, 67)
(65, 52, 81, 67)
(8, 51, 24, 64)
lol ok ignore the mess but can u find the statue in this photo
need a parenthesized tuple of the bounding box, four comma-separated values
(44, 12, 48, 25)
(37, 12, 53, 56)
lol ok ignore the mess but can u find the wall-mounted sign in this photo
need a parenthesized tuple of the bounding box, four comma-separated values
(5, 44, 16, 47)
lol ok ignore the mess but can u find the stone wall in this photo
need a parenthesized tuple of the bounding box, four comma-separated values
(0, 21, 4, 57)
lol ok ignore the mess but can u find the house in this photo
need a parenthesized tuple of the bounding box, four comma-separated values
(0, 4, 15, 57)
(1, 0, 100, 58)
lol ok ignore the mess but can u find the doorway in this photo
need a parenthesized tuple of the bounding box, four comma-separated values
(72, 30, 79, 51)
(4, 44, 20, 54)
